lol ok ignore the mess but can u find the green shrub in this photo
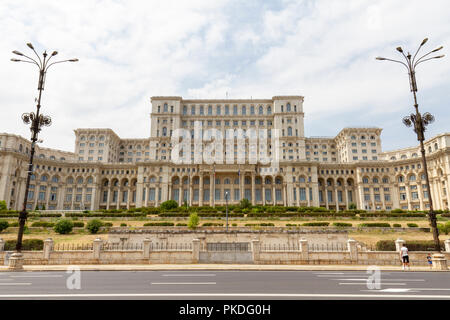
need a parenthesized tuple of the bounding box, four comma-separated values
(86, 219, 103, 234)
(244, 223, 275, 227)
(73, 222, 85, 228)
(53, 219, 74, 234)
(391, 209, 405, 213)
(393, 224, 402, 228)
(332, 222, 352, 227)
(143, 222, 174, 226)
(103, 222, 113, 227)
(202, 223, 223, 226)
(188, 213, 199, 229)
(31, 221, 55, 228)
(348, 202, 357, 210)
(359, 223, 391, 228)
(120, 223, 127, 227)
(0, 220, 9, 232)
(160, 200, 178, 211)
(4, 239, 44, 251)
(9, 221, 19, 227)
(407, 223, 419, 228)
(176, 223, 187, 226)
(232, 223, 237, 226)
(240, 198, 251, 209)
(0, 200, 7, 210)
(286, 223, 297, 226)
(302, 222, 330, 227)
(437, 222, 450, 235)
(376, 240, 444, 251)
(66, 212, 146, 217)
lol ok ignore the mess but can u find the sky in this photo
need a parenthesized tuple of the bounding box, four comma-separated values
(1, 0, 449, 153)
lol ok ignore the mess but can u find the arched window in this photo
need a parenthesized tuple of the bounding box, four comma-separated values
(158, 106, 161, 112)
(67, 177, 74, 184)
(390, 156, 396, 160)
(77, 177, 83, 184)
(287, 127, 293, 136)
(373, 178, 379, 184)
(52, 176, 59, 183)
(163, 103, 168, 112)
(87, 177, 93, 184)
(398, 176, 404, 183)
(173, 178, 179, 185)
(363, 177, 369, 184)
(259, 106, 263, 115)
(149, 176, 156, 183)
(19, 144, 23, 152)
(208, 105, 212, 115)
(103, 180, 108, 187)
(382, 177, 389, 184)
(409, 174, 416, 181)
(299, 177, 306, 183)
(434, 143, 438, 150)
(265, 178, 271, 184)
(294, 105, 297, 112)
(286, 103, 291, 112)
(170, 106, 174, 113)
(242, 106, 246, 115)
(281, 105, 284, 112)
(250, 106, 255, 114)
(224, 178, 230, 185)
(275, 178, 282, 184)
(183, 106, 187, 115)
(267, 106, 272, 115)
(162, 127, 167, 137)
(41, 175, 48, 182)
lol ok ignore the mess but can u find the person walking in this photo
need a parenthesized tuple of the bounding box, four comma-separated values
(426, 253, 432, 270)
(400, 244, 410, 271)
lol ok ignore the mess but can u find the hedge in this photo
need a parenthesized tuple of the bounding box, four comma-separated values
(66, 212, 146, 217)
(159, 212, 244, 217)
(31, 221, 55, 228)
(246, 212, 356, 218)
(359, 223, 391, 227)
(143, 222, 175, 226)
(376, 240, 445, 251)
(73, 222, 85, 228)
(359, 213, 426, 218)
(0, 213, 62, 218)
(407, 223, 419, 228)
(176, 223, 187, 226)
(0, 220, 9, 232)
(202, 223, 224, 226)
(393, 224, 402, 228)
(302, 222, 330, 227)
(332, 222, 352, 227)
(4, 239, 44, 251)
(244, 223, 275, 227)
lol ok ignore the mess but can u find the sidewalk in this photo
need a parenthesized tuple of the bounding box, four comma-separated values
(0, 264, 447, 272)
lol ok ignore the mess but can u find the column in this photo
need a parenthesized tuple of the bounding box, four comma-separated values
(283, 183, 287, 206)
(325, 188, 329, 210)
(251, 173, 255, 205)
(312, 181, 319, 207)
(127, 186, 131, 209)
(344, 186, 349, 210)
(381, 188, 386, 211)
(210, 173, 214, 207)
(370, 186, 375, 211)
(116, 187, 120, 210)
(81, 186, 86, 210)
(335, 187, 339, 212)
(272, 184, 275, 205)
(189, 176, 193, 206)
(90, 184, 98, 211)
(405, 184, 412, 211)
(296, 185, 300, 207)
(106, 187, 111, 210)
(417, 183, 424, 211)
(199, 175, 204, 206)
(306, 187, 310, 207)
(392, 183, 400, 209)
(240, 172, 244, 201)
(34, 182, 39, 210)
(262, 179, 266, 204)
(144, 186, 148, 207)
(168, 183, 172, 201)
(155, 186, 160, 207)
(356, 184, 364, 210)
(58, 183, 65, 210)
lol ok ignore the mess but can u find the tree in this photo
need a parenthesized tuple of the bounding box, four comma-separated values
(0, 200, 7, 211)
(0, 220, 9, 232)
(188, 213, 199, 229)
(86, 219, 103, 234)
(240, 198, 251, 209)
(349, 202, 357, 210)
(160, 200, 178, 211)
(54, 219, 74, 234)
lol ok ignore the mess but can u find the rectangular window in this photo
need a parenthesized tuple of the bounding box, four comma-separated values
(193, 189, 199, 201)
(364, 194, 370, 201)
(256, 189, 262, 201)
(173, 189, 179, 201)
(299, 188, 306, 201)
(85, 194, 92, 202)
(102, 191, 108, 202)
(113, 191, 118, 202)
(234, 189, 240, 201)
(203, 189, 210, 201)
(215, 189, 220, 201)
(338, 190, 343, 202)
(149, 188, 155, 201)
(384, 194, 391, 201)
(265, 189, 272, 202)
(327, 190, 333, 202)
(319, 191, 323, 202)
(245, 189, 251, 200)
(347, 190, 353, 202)
(293, 188, 297, 201)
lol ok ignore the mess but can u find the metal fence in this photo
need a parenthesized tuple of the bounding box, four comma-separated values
(102, 242, 143, 251)
(308, 243, 348, 252)
(261, 244, 301, 252)
(150, 242, 192, 251)
(203, 242, 250, 252)
(54, 243, 93, 251)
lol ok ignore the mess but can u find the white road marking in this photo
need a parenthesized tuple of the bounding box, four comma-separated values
(10, 275, 63, 278)
(151, 282, 217, 285)
(332, 278, 425, 282)
(339, 283, 406, 286)
(0, 293, 448, 299)
(162, 274, 216, 277)
(0, 283, 32, 286)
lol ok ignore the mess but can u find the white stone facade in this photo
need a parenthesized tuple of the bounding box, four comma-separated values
(0, 95, 449, 211)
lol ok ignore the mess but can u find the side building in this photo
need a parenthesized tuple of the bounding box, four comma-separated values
(0, 95, 449, 211)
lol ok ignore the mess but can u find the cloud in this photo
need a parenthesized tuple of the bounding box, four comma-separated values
(1, 0, 449, 153)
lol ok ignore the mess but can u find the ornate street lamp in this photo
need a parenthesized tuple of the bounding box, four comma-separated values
(376, 38, 444, 252)
(9, 43, 78, 269)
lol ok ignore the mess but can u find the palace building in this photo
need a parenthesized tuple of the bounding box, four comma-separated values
(0, 95, 449, 211)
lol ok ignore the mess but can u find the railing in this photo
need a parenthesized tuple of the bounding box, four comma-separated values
(203, 242, 250, 252)
(150, 242, 192, 251)
(261, 244, 300, 252)
(308, 243, 347, 252)
(103, 242, 143, 251)
(54, 243, 93, 251)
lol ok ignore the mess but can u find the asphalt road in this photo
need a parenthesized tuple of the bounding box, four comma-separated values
(0, 270, 449, 300)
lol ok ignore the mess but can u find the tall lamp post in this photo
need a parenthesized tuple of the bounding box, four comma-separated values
(376, 38, 444, 252)
(9, 43, 78, 269)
